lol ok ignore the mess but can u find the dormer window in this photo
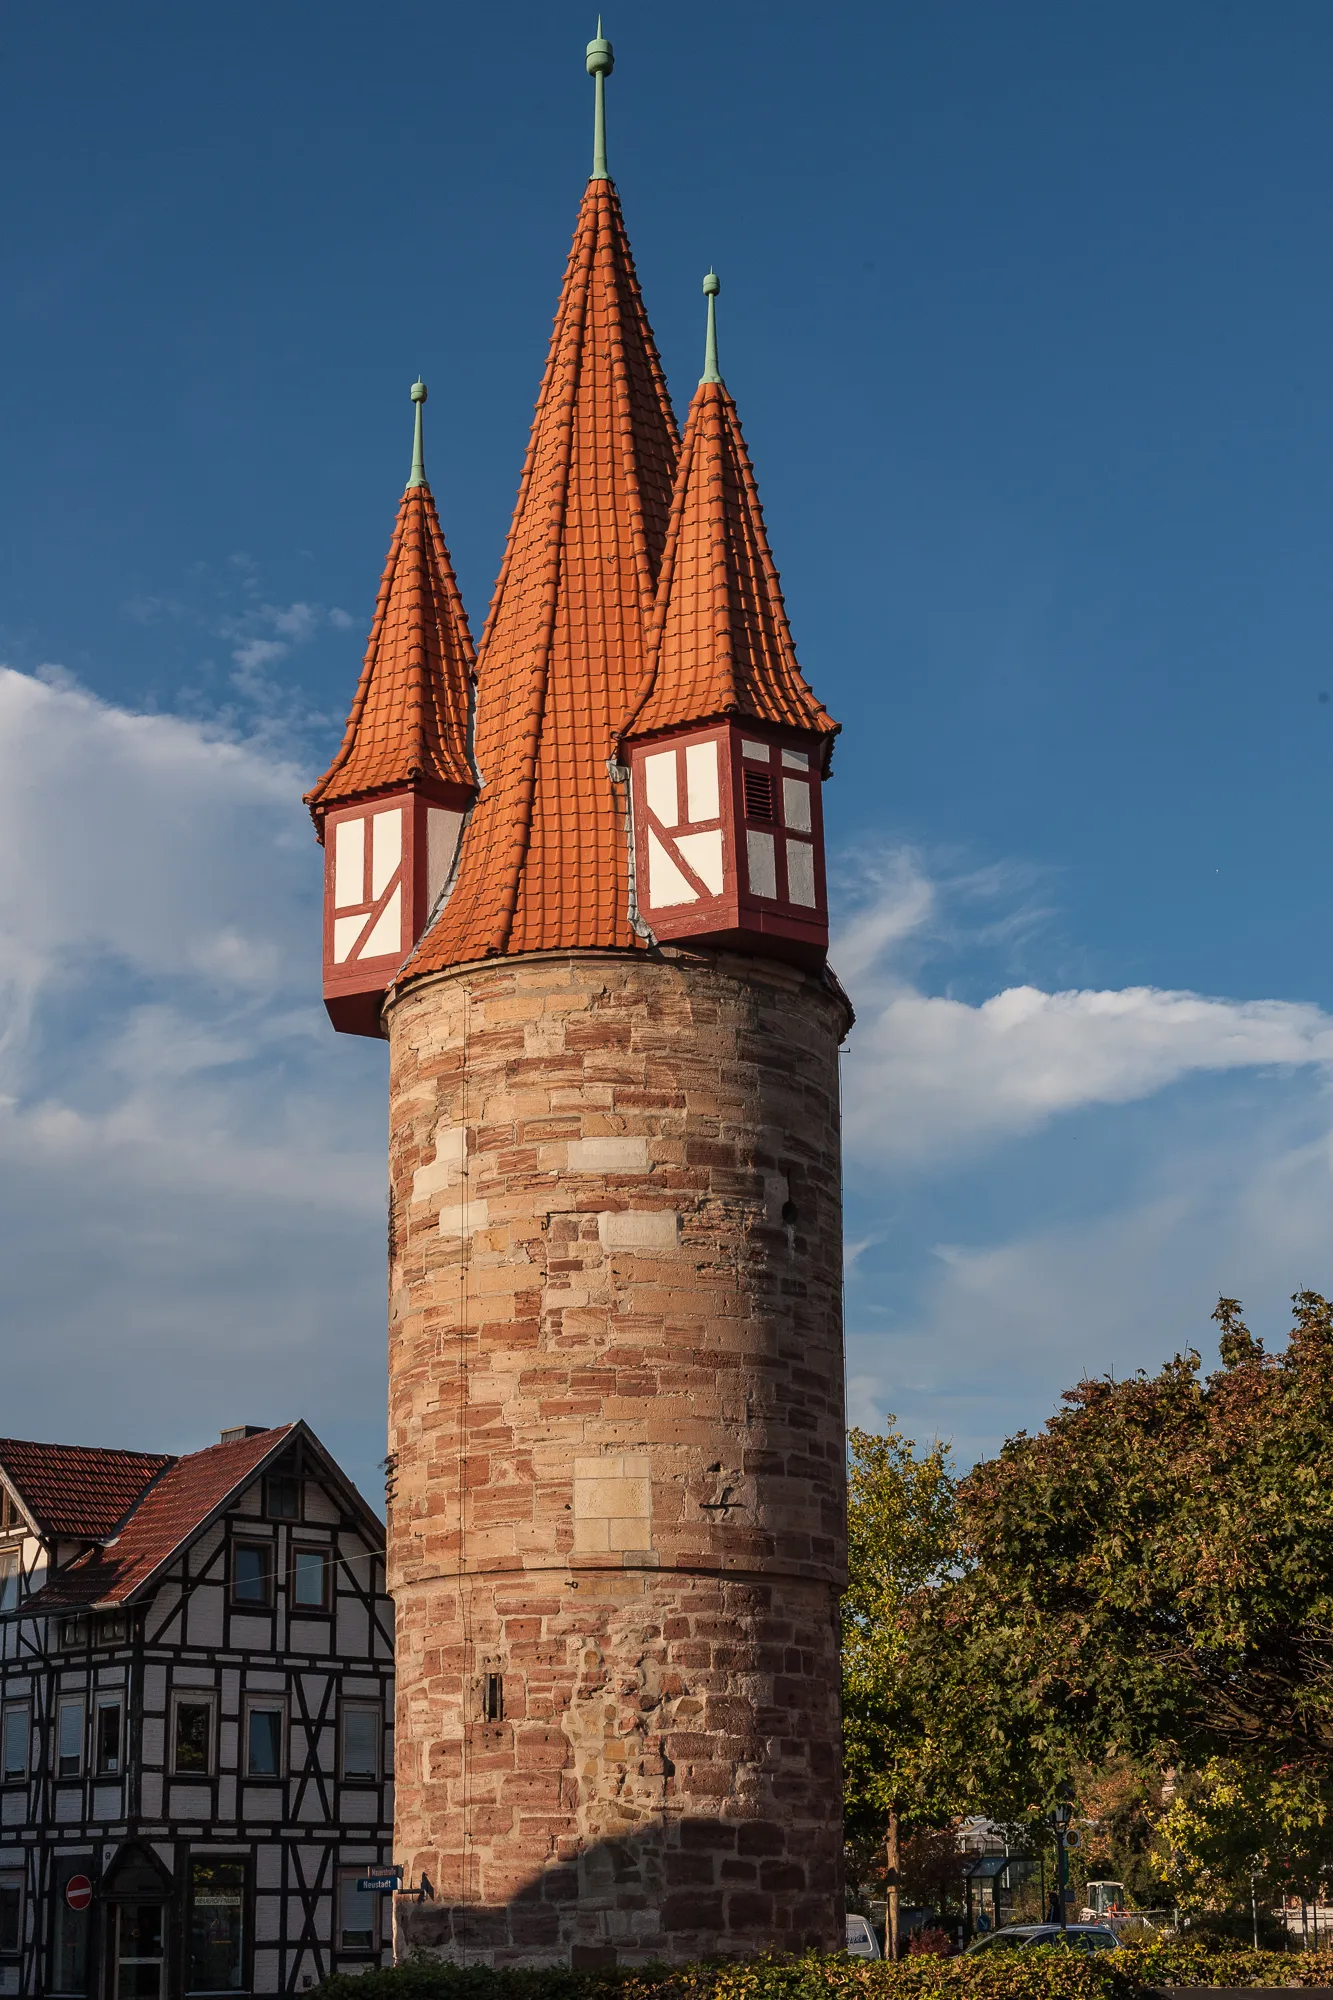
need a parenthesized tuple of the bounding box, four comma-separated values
(0, 1552, 17, 1615)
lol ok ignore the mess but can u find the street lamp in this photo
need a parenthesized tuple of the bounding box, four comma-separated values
(1049, 1796, 1074, 1933)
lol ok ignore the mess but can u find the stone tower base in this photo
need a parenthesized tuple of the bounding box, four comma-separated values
(386, 948, 850, 1966)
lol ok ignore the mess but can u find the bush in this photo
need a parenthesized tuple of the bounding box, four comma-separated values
(316, 1943, 1333, 2000)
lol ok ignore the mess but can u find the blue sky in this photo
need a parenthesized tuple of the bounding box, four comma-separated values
(4, 0, 1333, 1503)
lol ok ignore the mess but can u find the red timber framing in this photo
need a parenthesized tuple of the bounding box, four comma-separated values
(628, 720, 829, 963)
(0, 1424, 395, 1998)
(321, 785, 469, 1039)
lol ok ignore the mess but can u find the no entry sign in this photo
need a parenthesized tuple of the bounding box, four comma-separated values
(65, 1876, 92, 1912)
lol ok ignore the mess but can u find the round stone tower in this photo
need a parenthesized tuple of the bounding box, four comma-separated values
(309, 34, 850, 1969)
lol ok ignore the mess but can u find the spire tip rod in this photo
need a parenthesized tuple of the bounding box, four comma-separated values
(409, 378, 427, 488)
(586, 21, 613, 179)
(701, 270, 722, 385)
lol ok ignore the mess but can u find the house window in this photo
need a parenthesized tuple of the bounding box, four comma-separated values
(290, 1546, 328, 1610)
(95, 1699, 122, 1776)
(95, 1610, 128, 1647)
(0, 1551, 17, 1614)
(337, 1870, 376, 1952)
(51, 1857, 91, 1995)
(264, 1475, 300, 1522)
(186, 1857, 246, 1994)
(59, 1615, 88, 1649)
(340, 1702, 380, 1780)
(0, 1871, 21, 1954)
(244, 1702, 284, 1778)
(232, 1542, 273, 1607)
(1, 1706, 27, 1782)
(173, 1698, 214, 1775)
(56, 1697, 84, 1779)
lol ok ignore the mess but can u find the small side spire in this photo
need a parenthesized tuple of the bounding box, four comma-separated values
(701, 270, 722, 385)
(408, 378, 427, 489)
(586, 19, 613, 181)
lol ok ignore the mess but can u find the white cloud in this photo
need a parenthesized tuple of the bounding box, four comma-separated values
(834, 851, 1333, 1168)
(0, 667, 389, 1501)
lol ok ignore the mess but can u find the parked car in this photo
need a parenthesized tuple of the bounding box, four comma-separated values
(966, 1924, 1121, 1955)
(846, 1914, 883, 1958)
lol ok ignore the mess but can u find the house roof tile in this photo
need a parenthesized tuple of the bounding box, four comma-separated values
(400, 176, 678, 975)
(21, 1427, 297, 1610)
(621, 377, 838, 754)
(305, 474, 475, 823)
(0, 1439, 171, 1539)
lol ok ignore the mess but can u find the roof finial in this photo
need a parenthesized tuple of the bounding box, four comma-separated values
(408, 378, 427, 488)
(586, 19, 613, 180)
(701, 270, 722, 385)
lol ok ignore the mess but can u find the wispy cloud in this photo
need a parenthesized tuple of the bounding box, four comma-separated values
(833, 848, 1333, 1170)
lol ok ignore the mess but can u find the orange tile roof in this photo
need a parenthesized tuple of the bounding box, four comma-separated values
(401, 176, 678, 976)
(621, 378, 838, 757)
(28, 1426, 298, 1608)
(305, 480, 475, 825)
(0, 1438, 171, 1538)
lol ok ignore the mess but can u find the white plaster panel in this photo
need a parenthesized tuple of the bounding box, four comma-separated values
(303, 1484, 339, 1524)
(246, 1669, 286, 1692)
(742, 738, 770, 761)
(333, 818, 365, 909)
(92, 1783, 122, 1820)
(171, 1664, 216, 1687)
(685, 740, 719, 821)
(782, 777, 812, 832)
(217, 1775, 236, 1820)
(255, 1893, 282, 1942)
(782, 747, 809, 770)
(646, 827, 695, 908)
(746, 829, 777, 899)
(597, 1211, 678, 1250)
(141, 1771, 162, 1817)
(256, 1846, 282, 1889)
(229, 1615, 272, 1650)
(290, 1619, 332, 1655)
(187, 1586, 224, 1648)
(643, 750, 678, 827)
(675, 828, 724, 894)
(786, 839, 817, 908)
(251, 1950, 280, 1991)
(241, 1785, 283, 1819)
(337, 1599, 370, 1658)
(54, 1789, 83, 1822)
(370, 808, 402, 898)
(437, 1198, 488, 1237)
(170, 1783, 212, 1818)
(333, 913, 368, 964)
(359, 884, 401, 959)
(566, 1137, 648, 1173)
(1, 1794, 24, 1826)
(341, 1790, 381, 1823)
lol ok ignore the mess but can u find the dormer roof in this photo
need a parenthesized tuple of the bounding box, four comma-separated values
(305, 387, 475, 826)
(400, 169, 678, 975)
(0, 1438, 170, 1540)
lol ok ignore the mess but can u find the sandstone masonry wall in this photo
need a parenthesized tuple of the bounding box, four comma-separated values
(384, 948, 849, 1966)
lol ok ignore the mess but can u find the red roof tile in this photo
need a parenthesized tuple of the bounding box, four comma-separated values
(0, 1439, 170, 1539)
(401, 176, 678, 975)
(26, 1426, 298, 1609)
(621, 378, 838, 754)
(305, 480, 475, 824)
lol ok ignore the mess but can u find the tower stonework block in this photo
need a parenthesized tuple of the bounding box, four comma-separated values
(385, 949, 848, 1962)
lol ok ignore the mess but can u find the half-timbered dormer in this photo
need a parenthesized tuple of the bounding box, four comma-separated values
(0, 1421, 394, 1997)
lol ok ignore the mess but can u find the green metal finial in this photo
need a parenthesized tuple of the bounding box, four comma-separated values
(701, 270, 722, 385)
(409, 379, 427, 488)
(586, 19, 613, 180)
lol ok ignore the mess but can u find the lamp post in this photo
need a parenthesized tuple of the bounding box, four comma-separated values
(1050, 1797, 1074, 1933)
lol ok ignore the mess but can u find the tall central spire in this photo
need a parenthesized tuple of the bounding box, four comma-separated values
(587, 19, 612, 180)
(401, 37, 678, 979)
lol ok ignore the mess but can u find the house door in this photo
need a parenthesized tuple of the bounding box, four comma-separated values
(114, 1903, 166, 2000)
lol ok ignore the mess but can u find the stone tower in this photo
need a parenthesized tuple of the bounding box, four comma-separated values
(308, 34, 850, 1969)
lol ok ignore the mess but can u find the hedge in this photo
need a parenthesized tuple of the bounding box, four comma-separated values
(316, 1941, 1333, 2000)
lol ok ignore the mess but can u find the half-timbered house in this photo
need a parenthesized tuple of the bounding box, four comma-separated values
(0, 1421, 394, 1998)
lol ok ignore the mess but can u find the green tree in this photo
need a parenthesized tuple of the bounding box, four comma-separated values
(841, 1423, 967, 1954)
(947, 1294, 1333, 1784)
(1156, 1757, 1333, 1918)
